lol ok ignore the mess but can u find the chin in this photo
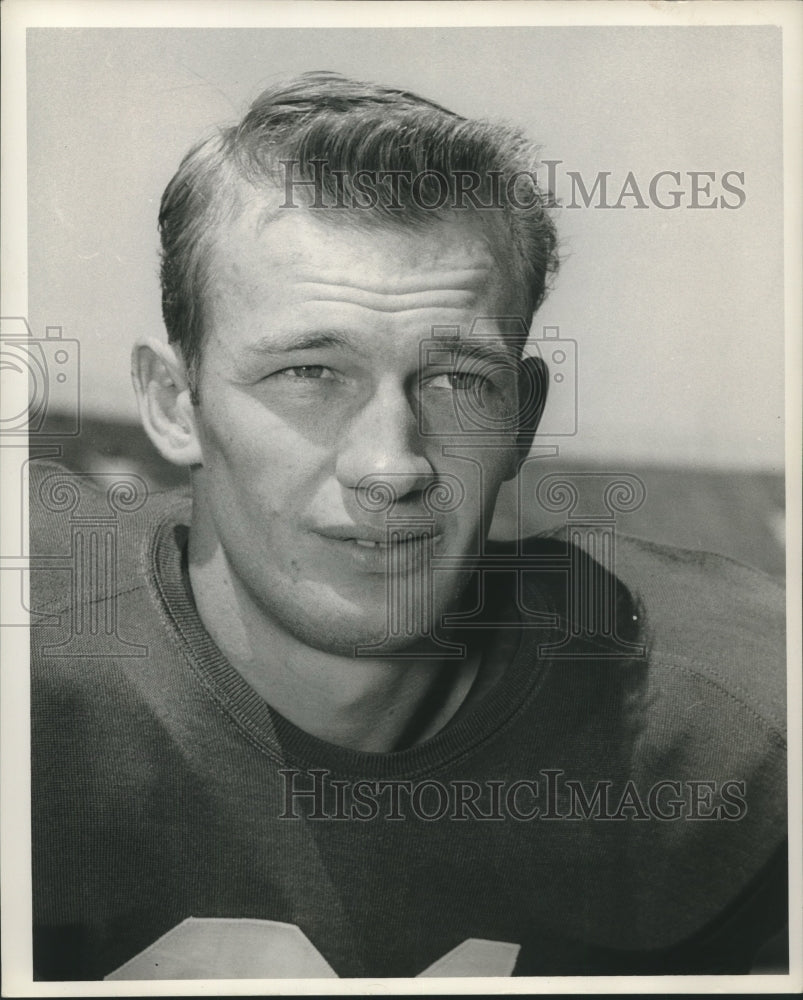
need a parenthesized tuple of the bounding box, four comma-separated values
(282, 608, 436, 658)
(273, 590, 453, 658)
(261, 568, 475, 658)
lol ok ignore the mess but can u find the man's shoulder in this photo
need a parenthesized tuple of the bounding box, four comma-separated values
(609, 532, 785, 736)
(610, 529, 785, 604)
(27, 458, 190, 518)
(502, 528, 786, 750)
(515, 525, 784, 603)
(28, 459, 190, 616)
(498, 531, 786, 952)
(29, 461, 194, 720)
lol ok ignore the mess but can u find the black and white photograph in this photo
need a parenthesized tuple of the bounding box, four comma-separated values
(1, 0, 801, 994)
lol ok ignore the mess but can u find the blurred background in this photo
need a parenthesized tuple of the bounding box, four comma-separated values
(20, 26, 785, 577)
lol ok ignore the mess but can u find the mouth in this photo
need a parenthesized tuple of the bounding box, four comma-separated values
(316, 522, 442, 545)
(350, 535, 441, 550)
(314, 527, 442, 571)
(354, 537, 390, 549)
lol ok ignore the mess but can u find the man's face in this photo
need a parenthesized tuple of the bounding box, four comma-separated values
(189, 205, 527, 654)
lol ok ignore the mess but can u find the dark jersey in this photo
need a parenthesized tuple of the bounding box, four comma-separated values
(29, 462, 787, 980)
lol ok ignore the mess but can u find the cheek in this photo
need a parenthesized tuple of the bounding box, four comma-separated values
(437, 446, 517, 506)
(196, 401, 326, 517)
(485, 446, 519, 486)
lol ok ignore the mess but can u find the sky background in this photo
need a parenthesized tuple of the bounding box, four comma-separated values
(26, 25, 784, 470)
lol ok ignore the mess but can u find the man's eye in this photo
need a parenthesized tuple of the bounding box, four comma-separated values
(426, 371, 486, 391)
(276, 365, 333, 380)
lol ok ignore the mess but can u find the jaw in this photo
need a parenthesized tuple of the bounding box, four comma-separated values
(240, 560, 477, 658)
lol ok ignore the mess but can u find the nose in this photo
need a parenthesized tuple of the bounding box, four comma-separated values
(335, 380, 434, 501)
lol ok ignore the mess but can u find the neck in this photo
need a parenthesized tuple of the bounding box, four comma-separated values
(187, 537, 480, 754)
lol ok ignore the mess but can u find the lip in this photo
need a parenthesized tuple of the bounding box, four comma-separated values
(313, 526, 442, 573)
(314, 522, 441, 544)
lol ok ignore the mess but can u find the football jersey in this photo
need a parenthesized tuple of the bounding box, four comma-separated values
(29, 461, 787, 979)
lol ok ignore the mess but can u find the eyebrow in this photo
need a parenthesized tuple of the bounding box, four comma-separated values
(242, 329, 522, 364)
(244, 330, 359, 357)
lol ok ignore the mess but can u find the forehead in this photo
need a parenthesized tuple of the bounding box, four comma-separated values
(203, 201, 515, 326)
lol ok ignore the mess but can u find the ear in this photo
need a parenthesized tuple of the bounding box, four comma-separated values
(503, 354, 549, 481)
(131, 338, 203, 467)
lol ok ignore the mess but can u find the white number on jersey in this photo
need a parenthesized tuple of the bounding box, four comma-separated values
(105, 917, 521, 980)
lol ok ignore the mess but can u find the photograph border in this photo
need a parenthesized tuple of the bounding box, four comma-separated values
(2, 1, 801, 996)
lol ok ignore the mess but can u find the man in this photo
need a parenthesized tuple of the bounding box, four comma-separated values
(30, 72, 786, 980)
